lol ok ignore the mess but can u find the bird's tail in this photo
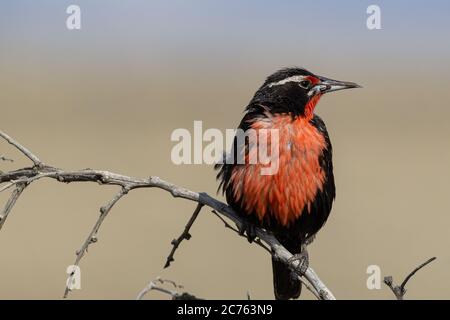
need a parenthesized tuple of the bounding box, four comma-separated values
(271, 256, 301, 300)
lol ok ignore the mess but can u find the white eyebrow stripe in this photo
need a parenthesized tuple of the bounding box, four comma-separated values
(267, 75, 307, 87)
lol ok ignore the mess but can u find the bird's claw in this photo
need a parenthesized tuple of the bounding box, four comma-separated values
(237, 220, 257, 243)
(288, 247, 309, 276)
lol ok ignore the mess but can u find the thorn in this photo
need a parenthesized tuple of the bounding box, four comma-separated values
(164, 257, 174, 268)
(384, 276, 393, 286)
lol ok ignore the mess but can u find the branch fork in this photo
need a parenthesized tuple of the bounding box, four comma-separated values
(384, 257, 437, 300)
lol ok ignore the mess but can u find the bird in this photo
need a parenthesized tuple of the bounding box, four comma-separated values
(215, 67, 360, 300)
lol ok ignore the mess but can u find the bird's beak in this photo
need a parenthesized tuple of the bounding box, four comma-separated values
(310, 76, 361, 96)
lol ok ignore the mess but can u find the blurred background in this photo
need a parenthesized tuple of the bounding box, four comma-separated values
(1, 0, 450, 299)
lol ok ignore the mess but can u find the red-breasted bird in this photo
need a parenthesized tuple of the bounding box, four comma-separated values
(216, 67, 360, 299)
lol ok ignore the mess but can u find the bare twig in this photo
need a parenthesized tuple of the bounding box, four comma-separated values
(137, 281, 178, 299)
(63, 187, 130, 298)
(0, 130, 335, 300)
(211, 209, 270, 254)
(0, 181, 17, 193)
(0, 131, 42, 167)
(155, 277, 184, 289)
(164, 203, 204, 268)
(0, 155, 13, 162)
(136, 277, 200, 300)
(400, 257, 437, 289)
(384, 257, 437, 300)
(0, 183, 27, 230)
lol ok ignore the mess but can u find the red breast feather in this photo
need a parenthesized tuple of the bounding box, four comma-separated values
(228, 113, 327, 226)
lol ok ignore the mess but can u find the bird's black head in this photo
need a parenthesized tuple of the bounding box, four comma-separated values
(249, 67, 360, 118)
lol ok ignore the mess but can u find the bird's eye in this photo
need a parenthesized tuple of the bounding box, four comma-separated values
(299, 80, 311, 89)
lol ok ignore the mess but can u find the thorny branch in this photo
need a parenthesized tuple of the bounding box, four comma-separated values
(0, 130, 335, 299)
(164, 203, 204, 268)
(63, 187, 130, 298)
(384, 257, 437, 300)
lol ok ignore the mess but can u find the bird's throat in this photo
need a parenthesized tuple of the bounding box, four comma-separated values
(304, 94, 322, 119)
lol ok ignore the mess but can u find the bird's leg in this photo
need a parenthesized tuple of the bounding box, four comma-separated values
(304, 234, 316, 246)
(288, 244, 309, 276)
